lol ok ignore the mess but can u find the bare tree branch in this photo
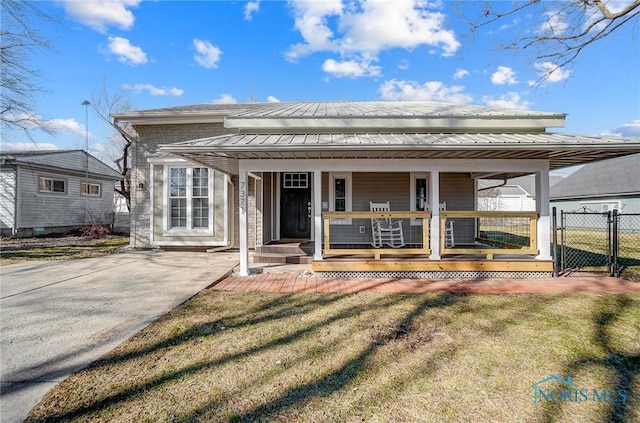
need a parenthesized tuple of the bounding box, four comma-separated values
(1, 0, 59, 134)
(458, 0, 640, 82)
(89, 83, 137, 211)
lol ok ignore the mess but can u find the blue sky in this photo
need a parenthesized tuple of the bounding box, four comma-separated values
(2, 0, 639, 174)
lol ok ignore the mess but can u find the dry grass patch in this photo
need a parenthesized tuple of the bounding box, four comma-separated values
(27, 291, 640, 422)
(0, 236, 129, 265)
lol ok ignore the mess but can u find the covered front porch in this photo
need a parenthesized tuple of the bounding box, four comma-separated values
(237, 158, 553, 277)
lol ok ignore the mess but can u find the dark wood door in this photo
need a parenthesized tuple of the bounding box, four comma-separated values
(280, 173, 311, 239)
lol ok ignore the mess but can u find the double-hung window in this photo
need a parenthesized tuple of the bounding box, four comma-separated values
(166, 166, 213, 234)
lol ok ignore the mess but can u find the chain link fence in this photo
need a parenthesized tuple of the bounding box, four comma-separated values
(554, 209, 640, 277)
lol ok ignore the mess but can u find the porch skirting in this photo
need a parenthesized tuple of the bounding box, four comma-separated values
(311, 259, 554, 279)
(313, 270, 553, 279)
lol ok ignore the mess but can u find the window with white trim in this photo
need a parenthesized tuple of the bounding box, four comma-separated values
(165, 166, 213, 234)
(81, 182, 101, 196)
(329, 172, 352, 224)
(283, 172, 308, 188)
(410, 173, 429, 225)
(39, 176, 66, 194)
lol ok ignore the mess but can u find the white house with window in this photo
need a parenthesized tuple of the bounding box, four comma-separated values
(113, 101, 640, 278)
(0, 150, 122, 237)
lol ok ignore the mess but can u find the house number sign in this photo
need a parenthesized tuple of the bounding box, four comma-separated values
(240, 181, 246, 209)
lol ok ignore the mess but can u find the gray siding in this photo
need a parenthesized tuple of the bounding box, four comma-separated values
(0, 168, 16, 235)
(440, 173, 476, 245)
(318, 172, 475, 245)
(15, 151, 120, 179)
(14, 167, 115, 229)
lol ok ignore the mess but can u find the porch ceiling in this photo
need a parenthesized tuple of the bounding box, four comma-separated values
(159, 132, 640, 176)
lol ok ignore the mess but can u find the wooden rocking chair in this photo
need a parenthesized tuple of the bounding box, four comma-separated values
(370, 201, 405, 248)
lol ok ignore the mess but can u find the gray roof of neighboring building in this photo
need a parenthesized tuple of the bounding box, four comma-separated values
(550, 153, 640, 199)
(478, 174, 564, 196)
(0, 149, 122, 180)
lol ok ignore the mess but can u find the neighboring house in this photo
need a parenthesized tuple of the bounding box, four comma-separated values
(0, 150, 123, 237)
(550, 153, 640, 214)
(478, 175, 564, 211)
(112, 101, 640, 277)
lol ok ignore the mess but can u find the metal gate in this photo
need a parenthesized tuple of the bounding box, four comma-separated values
(553, 208, 640, 277)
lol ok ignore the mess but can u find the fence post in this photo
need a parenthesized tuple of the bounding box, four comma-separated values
(552, 207, 558, 277)
(560, 209, 566, 275)
(612, 209, 619, 277)
(607, 211, 612, 275)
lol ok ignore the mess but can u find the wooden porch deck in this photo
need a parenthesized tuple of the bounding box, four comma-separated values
(312, 256, 553, 273)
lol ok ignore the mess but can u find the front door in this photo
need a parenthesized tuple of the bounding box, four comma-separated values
(280, 172, 311, 239)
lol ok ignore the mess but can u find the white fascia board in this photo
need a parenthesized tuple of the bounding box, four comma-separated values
(238, 158, 550, 173)
(224, 116, 566, 131)
(112, 112, 225, 126)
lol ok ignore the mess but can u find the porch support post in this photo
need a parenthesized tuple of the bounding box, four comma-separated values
(535, 169, 552, 260)
(239, 165, 250, 276)
(429, 170, 441, 260)
(313, 170, 322, 260)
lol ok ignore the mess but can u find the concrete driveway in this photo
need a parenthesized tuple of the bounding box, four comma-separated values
(0, 250, 238, 423)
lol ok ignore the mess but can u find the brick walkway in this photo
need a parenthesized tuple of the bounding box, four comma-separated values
(212, 273, 640, 294)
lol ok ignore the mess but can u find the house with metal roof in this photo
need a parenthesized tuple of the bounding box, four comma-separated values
(550, 153, 640, 214)
(0, 150, 123, 237)
(112, 101, 640, 278)
(478, 175, 564, 212)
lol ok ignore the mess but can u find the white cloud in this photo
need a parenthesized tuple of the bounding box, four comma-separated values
(193, 39, 222, 69)
(397, 60, 410, 70)
(286, 0, 459, 76)
(540, 11, 569, 35)
(1, 142, 60, 151)
(322, 58, 381, 78)
(453, 68, 469, 80)
(245, 1, 260, 21)
(212, 94, 237, 104)
(605, 120, 640, 138)
(106, 36, 148, 65)
(491, 66, 518, 85)
(267, 96, 281, 103)
(534, 62, 572, 83)
(482, 92, 531, 109)
(44, 118, 87, 137)
(122, 84, 184, 96)
(379, 79, 473, 103)
(3, 113, 87, 137)
(286, 0, 343, 60)
(62, 0, 141, 33)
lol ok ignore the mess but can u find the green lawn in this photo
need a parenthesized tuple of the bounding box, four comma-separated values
(27, 291, 640, 422)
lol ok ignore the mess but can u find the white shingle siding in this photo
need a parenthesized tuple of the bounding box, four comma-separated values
(0, 168, 17, 235)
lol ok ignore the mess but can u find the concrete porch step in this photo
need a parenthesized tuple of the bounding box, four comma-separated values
(252, 253, 314, 264)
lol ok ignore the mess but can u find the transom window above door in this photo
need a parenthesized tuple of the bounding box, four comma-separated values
(282, 173, 308, 188)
